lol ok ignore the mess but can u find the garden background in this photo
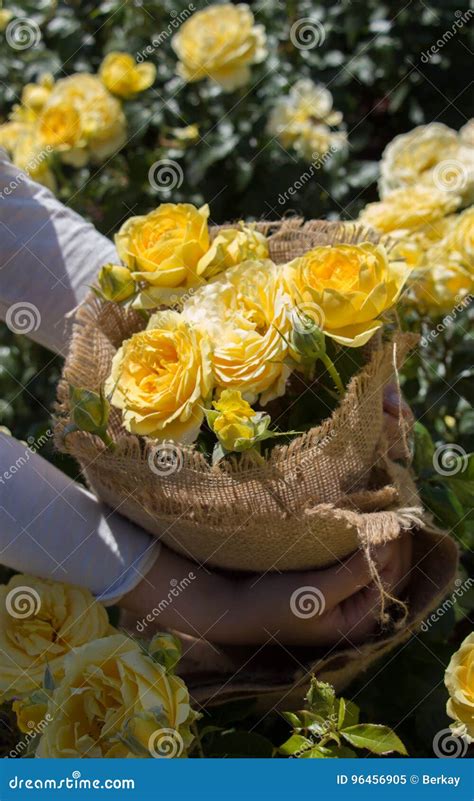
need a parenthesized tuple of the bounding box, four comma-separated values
(0, 0, 473, 758)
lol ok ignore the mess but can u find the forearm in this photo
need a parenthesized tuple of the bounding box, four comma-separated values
(0, 433, 159, 603)
(0, 149, 117, 356)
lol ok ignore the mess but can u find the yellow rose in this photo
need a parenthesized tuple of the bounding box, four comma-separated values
(197, 224, 269, 280)
(21, 74, 54, 114)
(0, 120, 56, 190)
(183, 260, 291, 404)
(442, 206, 474, 262)
(13, 698, 49, 735)
(36, 634, 195, 758)
(407, 207, 473, 313)
(379, 122, 474, 205)
(267, 79, 346, 161)
(380, 123, 458, 194)
(10, 125, 56, 191)
(97, 263, 136, 302)
(172, 3, 267, 91)
(106, 310, 213, 442)
(116, 203, 210, 288)
(445, 632, 474, 742)
(212, 390, 256, 451)
(38, 74, 126, 166)
(411, 262, 472, 315)
(285, 243, 410, 347)
(359, 186, 461, 235)
(99, 52, 156, 98)
(0, 9, 13, 30)
(0, 574, 112, 701)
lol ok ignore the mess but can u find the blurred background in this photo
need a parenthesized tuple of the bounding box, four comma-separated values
(0, 0, 472, 758)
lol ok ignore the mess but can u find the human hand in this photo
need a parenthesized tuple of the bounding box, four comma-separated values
(122, 535, 412, 647)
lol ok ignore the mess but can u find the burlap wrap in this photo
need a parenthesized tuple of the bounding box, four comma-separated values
(55, 219, 420, 572)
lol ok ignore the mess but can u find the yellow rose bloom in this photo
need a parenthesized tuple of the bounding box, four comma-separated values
(172, 3, 267, 91)
(97, 263, 136, 302)
(411, 261, 472, 315)
(379, 122, 474, 205)
(36, 634, 195, 758)
(197, 224, 269, 280)
(0, 9, 13, 30)
(445, 632, 474, 742)
(21, 73, 54, 115)
(359, 186, 461, 235)
(13, 698, 50, 735)
(38, 74, 126, 167)
(285, 243, 410, 347)
(105, 310, 213, 442)
(267, 79, 346, 162)
(116, 203, 210, 288)
(442, 206, 474, 262)
(406, 207, 473, 313)
(99, 52, 156, 98)
(183, 260, 291, 404)
(0, 574, 112, 701)
(0, 119, 56, 190)
(212, 390, 256, 451)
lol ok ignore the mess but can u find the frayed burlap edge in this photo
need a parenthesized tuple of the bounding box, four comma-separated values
(178, 523, 458, 711)
(54, 219, 419, 571)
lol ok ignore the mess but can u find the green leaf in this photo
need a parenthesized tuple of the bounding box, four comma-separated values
(278, 734, 312, 757)
(305, 679, 336, 719)
(412, 422, 435, 474)
(341, 724, 407, 755)
(337, 698, 359, 729)
(299, 744, 334, 758)
(281, 711, 302, 729)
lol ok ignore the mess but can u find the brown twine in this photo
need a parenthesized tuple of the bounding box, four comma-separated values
(54, 220, 423, 587)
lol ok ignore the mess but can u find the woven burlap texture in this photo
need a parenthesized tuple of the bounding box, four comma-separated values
(55, 219, 419, 571)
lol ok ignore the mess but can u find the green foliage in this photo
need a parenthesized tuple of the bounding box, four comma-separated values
(278, 679, 407, 758)
(1, 0, 472, 228)
(0, 0, 472, 761)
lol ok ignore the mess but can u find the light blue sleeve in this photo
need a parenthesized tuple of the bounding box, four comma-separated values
(0, 148, 118, 356)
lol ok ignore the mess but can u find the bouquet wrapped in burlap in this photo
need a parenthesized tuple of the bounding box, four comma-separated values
(55, 218, 424, 573)
(56, 214, 459, 698)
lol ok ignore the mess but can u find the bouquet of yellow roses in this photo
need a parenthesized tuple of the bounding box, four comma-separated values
(56, 204, 422, 573)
